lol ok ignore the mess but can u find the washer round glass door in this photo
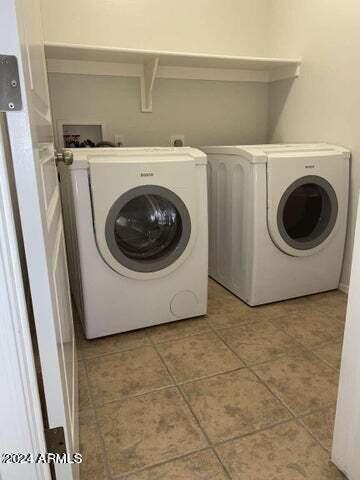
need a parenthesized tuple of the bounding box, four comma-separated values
(277, 175, 338, 251)
(105, 185, 191, 272)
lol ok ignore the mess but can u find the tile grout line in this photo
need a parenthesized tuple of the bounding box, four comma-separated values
(79, 321, 342, 369)
(208, 325, 302, 419)
(176, 365, 246, 386)
(80, 355, 114, 480)
(80, 326, 217, 360)
(208, 295, 342, 378)
(268, 325, 344, 364)
(308, 348, 341, 372)
(209, 286, 346, 329)
(113, 447, 212, 480)
(297, 418, 337, 457)
(78, 290, 344, 357)
(210, 325, 337, 457)
(148, 331, 233, 480)
(149, 327, 214, 347)
(213, 417, 299, 448)
(296, 416, 333, 453)
(80, 331, 180, 477)
(77, 285, 345, 477)
(82, 347, 335, 427)
(83, 364, 246, 409)
(79, 333, 153, 361)
(80, 327, 213, 480)
(85, 382, 176, 409)
(209, 326, 338, 455)
(258, 313, 343, 377)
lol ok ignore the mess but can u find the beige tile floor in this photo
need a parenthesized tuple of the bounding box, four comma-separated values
(77, 279, 348, 479)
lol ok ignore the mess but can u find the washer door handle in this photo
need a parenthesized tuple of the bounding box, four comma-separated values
(55, 150, 73, 166)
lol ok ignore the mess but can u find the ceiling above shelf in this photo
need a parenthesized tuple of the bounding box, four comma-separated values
(45, 43, 301, 112)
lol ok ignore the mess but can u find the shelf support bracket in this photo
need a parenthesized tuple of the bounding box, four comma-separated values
(140, 56, 159, 112)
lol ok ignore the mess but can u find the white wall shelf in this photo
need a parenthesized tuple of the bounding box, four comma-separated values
(45, 43, 301, 113)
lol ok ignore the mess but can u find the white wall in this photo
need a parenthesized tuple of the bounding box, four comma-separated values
(43, 0, 270, 150)
(48, 74, 269, 148)
(268, 0, 360, 288)
(44, 0, 359, 287)
(41, 0, 269, 57)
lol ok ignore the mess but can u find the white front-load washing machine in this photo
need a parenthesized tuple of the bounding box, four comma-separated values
(60, 147, 208, 338)
(203, 144, 350, 305)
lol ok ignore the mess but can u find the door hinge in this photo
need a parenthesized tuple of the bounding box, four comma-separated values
(0, 55, 22, 112)
(45, 426, 67, 455)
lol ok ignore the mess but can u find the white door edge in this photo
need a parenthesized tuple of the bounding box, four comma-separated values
(0, 114, 50, 480)
(1, 1, 78, 477)
(332, 195, 360, 479)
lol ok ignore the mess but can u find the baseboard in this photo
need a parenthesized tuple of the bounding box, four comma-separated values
(339, 282, 349, 294)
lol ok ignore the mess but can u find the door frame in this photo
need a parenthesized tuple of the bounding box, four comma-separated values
(0, 114, 50, 480)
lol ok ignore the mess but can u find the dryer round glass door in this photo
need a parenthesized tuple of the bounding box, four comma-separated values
(105, 185, 191, 272)
(277, 175, 338, 250)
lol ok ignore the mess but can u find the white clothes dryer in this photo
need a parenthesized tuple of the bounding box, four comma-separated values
(203, 144, 350, 305)
(60, 147, 208, 338)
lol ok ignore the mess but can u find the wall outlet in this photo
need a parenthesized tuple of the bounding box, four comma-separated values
(114, 134, 125, 147)
(170, 135, 185, 147)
